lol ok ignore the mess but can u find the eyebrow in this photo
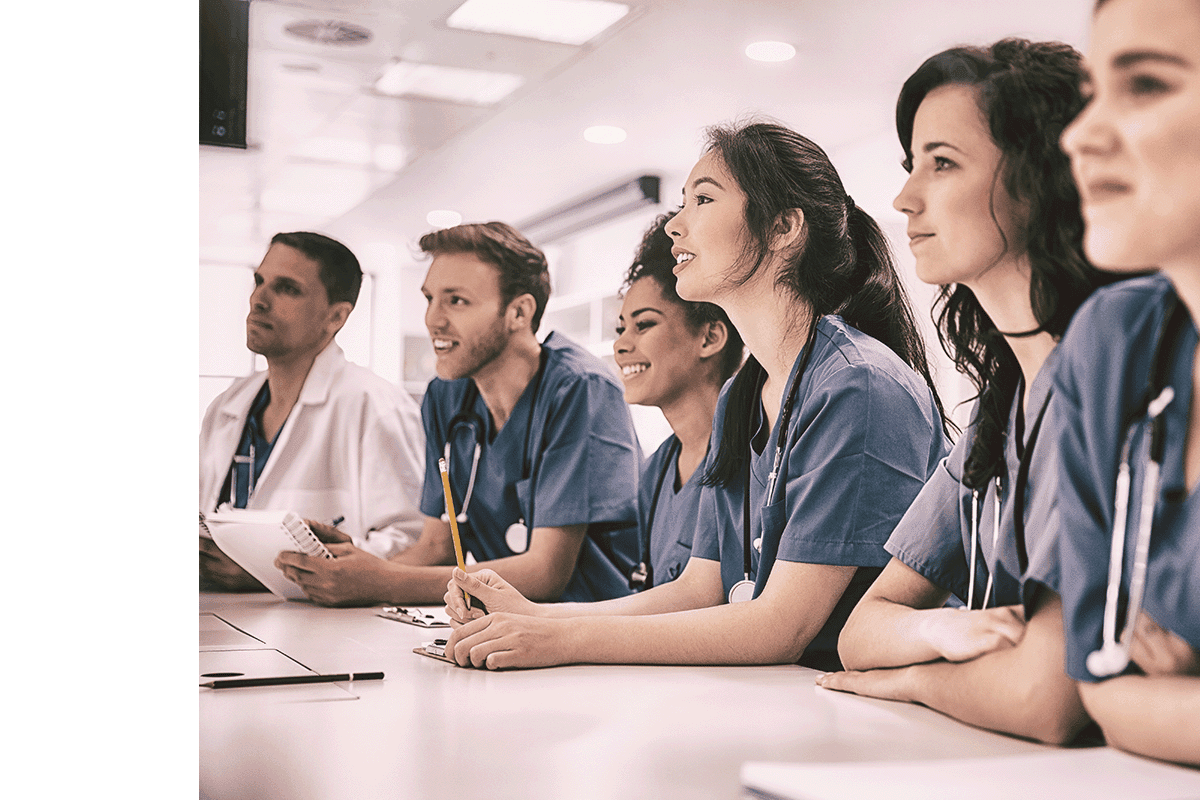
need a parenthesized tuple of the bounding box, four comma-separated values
(1113, 50, 1191, 69)
(921, 141, 966, 155)
(270, 275, 303, 290)
(681, 175, 726, 195)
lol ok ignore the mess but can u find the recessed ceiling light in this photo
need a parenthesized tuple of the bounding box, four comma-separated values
(583, 125, 626, 144)
(447, 0, 630, 46)
(426, 210, 463, 228)
(375, 60, 524, 105)
(745, 41, 796, 63)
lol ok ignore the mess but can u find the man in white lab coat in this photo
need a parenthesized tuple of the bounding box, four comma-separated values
(199, 232, 425, 591)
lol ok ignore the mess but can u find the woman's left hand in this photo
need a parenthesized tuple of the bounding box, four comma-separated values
(445, 613, 575, 670)
(816, 667, 914, 703)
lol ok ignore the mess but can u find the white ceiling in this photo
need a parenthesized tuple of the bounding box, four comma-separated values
(199, 0, 1094, 268)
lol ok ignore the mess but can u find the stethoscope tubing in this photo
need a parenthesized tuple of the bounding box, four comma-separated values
(1087, 299, 1186, 677)
(733, 317, 819, 603)
(439, 348, 549, 542)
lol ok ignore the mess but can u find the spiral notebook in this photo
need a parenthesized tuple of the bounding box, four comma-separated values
(205, 509, 332, 600)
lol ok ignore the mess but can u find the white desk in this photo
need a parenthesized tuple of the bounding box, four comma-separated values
(201, 592, 1086, 800)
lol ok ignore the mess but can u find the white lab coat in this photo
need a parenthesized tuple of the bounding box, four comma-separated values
(199, 341, 425, 559)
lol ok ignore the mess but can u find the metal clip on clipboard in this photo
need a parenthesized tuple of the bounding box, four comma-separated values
(378, 607, 451, 628)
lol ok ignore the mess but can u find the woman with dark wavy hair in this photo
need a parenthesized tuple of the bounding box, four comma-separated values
(822, 39, 1115, 745)
(438, 121, 948, 672)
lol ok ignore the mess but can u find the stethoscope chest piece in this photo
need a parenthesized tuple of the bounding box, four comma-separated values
(505, 520, 529, 553)
(728, 579, 755, 604)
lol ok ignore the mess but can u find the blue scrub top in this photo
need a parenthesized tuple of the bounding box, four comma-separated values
(419, 331, 642, 602)
(693, 315, 949, 669)
(885, 349, 1062, 613)
(1052, 275, 1200, 682)
(222, 381, 283, 509)
(636, 435, 703, 588)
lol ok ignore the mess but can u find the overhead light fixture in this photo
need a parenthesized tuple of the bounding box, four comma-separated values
(373, 144, 408, 172)
(426, 210, 463, 228)
(746, 41, 796, 62)
(583, 125, 626, 144)
(292, 137, 373, 166)
(447, 0, 630, 46)
(375, 60, 524, 105)
(517, 174, 660, 244)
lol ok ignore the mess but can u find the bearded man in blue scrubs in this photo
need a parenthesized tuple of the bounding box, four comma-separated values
(277, 222, 641, 606)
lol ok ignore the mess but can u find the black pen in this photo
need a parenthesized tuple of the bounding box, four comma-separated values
(200, 671, 384, 689)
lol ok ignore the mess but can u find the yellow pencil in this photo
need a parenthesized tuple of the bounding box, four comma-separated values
(438, 458, 472, 607)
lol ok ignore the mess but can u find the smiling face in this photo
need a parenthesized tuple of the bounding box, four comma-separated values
(664, 151, 753, 303)
(613, 277, 711, 408)
(421, 251, 511, 381)
(246, 243, 345, 361)
(1060, 0, 1200, 273)
(893, 83, 1029, 290)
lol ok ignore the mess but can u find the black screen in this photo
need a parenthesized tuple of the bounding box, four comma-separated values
(199, 0, 249, 148)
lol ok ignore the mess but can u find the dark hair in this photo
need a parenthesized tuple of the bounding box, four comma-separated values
(896, 39, 1116, 489)
(701, 121, 949, 488)
(270, 231, 362, 307)
(623, 212, 745, 383)
(418, 221, 552, 332)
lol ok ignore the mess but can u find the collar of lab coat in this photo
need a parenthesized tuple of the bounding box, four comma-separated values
(217, 340, 345, 420)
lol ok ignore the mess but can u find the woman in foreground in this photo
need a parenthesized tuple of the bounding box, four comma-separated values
(1052, 0, 1200, 765)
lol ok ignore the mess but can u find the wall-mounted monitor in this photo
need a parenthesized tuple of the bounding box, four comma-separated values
(199, 0, 248, 148)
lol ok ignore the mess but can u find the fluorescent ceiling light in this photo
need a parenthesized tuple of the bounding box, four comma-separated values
(375, 60, 524, 105)
(373, 144, 408, 172)
(746, 41, 796, 62)
(518, 174, 659, 244)
(292, 137, 373, 166)
(289, 139, 408, 173)
(583, 125, 626, 144)
(447, 0, 630, 46)
(426, 210, 463, 228)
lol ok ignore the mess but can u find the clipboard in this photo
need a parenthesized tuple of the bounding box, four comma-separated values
(378, 607, 451, 628)
(413, 639, 456, 664)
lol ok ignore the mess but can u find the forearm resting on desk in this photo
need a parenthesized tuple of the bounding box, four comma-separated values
(446, 557, 725, 623)
(838, 558, 1024, 670)
(447, 560, 855, 670)
(1079, 675, 1200, 766)
(823, 593, 1088, 745)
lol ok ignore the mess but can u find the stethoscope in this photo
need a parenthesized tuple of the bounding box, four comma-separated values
(964, 383, 1053, 610)
(1087, 300, 1187, 678)
(629, 437, 680, 591)
(230, 387, 284, 505)
(440, 348, 549, 553)
(731, 318, 819, 604)
(232, 444, 258, 502)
